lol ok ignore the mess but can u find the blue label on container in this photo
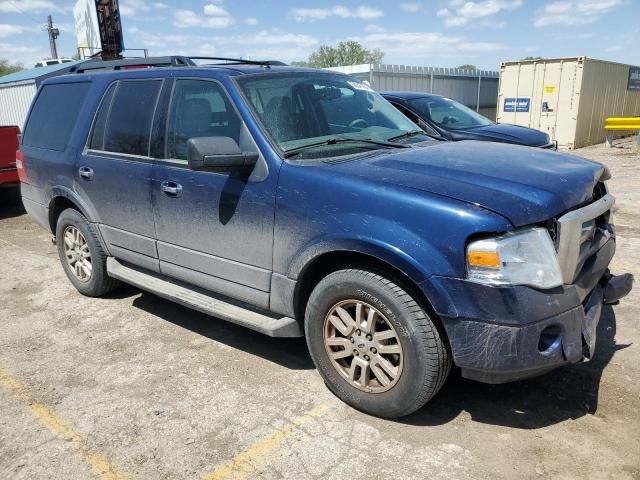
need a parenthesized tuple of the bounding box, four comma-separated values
(628, 66, 640, 91)
(504, 97, 530, 112)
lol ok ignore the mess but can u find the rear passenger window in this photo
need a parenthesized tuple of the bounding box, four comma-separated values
(166, 80, 241, 161)
(23, 82, 90, 151)
(92, 80, 161, 157)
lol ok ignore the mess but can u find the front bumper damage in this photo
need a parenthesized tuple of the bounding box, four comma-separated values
(425, 238, 633, 384)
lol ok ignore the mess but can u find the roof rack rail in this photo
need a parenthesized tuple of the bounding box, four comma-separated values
(70, 56, 196, 73)
(69, 55, 287, 74)
(189, 57, 287, 66)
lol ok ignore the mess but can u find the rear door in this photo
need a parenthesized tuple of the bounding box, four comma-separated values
(78, 78, 163, 271)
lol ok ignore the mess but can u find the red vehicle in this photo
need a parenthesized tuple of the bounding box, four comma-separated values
(0, 126, 20, 188)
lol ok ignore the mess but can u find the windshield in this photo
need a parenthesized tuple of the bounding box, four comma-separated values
(237, 73, 424, 157)
(409, 96, 493, 130)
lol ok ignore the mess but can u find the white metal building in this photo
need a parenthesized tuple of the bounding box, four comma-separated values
(0, 61, 82, 130)
(497, 57, 640, 149)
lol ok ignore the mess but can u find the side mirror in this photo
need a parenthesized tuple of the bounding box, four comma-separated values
(187, 136, 258, 171)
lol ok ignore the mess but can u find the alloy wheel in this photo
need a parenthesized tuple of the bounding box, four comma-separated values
(62, 226, 92, 282)
(323, 299, 404, 393)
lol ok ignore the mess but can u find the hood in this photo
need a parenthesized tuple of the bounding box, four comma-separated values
(451, 123, 549, 147)
(333, 141, 605, 227)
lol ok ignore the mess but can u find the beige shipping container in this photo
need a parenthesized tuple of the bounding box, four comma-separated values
(497, 57, 640, 149)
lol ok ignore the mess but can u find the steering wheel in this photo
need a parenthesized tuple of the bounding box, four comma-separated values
(442, 115, 459, 126)
(349, 118, 368, 129)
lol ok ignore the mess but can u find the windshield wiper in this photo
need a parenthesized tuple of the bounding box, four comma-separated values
(386, 130, 427, 142)
(283, 137, 409, 158)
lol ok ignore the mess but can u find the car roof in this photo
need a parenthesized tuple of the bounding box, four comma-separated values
(381, 91, 443, 100)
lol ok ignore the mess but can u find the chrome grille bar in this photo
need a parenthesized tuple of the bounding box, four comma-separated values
(556, 193, 615, 284)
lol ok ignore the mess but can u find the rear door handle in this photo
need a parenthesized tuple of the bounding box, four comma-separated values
(78, 166, 94, 180)
(160, 181, 183, 197)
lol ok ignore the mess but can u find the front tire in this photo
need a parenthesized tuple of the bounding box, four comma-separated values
(55, 208, 119, 297)
(305, 268, 450, 418)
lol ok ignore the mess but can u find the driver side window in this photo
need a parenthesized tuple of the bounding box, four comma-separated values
(166, 79, 241, 161)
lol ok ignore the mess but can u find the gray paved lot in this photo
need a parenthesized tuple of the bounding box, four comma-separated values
(1, 139, 639, 480)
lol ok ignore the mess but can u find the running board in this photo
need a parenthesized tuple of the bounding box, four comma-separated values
(107, 258, 303, 337)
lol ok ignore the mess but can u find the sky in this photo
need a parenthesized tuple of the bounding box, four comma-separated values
(0, 0, 638, 71)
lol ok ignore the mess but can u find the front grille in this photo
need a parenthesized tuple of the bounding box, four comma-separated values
(554, 186, 614, 284)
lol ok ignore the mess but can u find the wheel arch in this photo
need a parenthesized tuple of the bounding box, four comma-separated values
(48, 187, 97, 234)
(291, 245, 445, 338)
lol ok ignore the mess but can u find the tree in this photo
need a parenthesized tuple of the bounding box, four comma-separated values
(0, 58, 22, 77)
(521, 56, 544, 61)
(457, 64, 477, 71)
(295, 41, 384, 68)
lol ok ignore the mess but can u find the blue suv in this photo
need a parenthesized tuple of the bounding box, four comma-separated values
(18, 56, 632, 418)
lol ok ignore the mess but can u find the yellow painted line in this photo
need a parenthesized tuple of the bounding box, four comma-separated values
(202, 403, 331, 480)
(0, 367, 128, 480)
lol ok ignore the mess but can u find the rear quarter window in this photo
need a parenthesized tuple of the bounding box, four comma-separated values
(22, 82, 91, 151)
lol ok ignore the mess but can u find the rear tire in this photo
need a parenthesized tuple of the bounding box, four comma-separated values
(305, 268, 451, 418)
(55, 208, 119, 297)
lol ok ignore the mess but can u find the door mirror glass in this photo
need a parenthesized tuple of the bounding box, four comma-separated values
(187, 136, 258, 171)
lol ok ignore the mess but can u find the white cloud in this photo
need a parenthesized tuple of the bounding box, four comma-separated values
(134, 28, 318, 63)
(0, 24, 27, 38)
(364, 24, 385, 33)
(291, 5, 383, 22)
(244, 17, 259, 26)
(174, 4, 235, 28)
(0, 0, 56, 13)
(363, 31, 504, 59)
(0, 41, 41, 66)
(118, 0, 167, 16)
(203, 4, 228, 16)
(119, 0, 152, 16)
(534, 0, 622, 27)
(400, 3, 422, 13)
(437, 0, 522, 27)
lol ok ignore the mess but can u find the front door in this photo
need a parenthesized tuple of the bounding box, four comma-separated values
(78, 79, 163, 271)
(152, 78, 277, 309)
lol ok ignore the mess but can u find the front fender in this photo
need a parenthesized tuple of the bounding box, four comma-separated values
(271, 161, 513, 318)
(287, 225, 450, 284)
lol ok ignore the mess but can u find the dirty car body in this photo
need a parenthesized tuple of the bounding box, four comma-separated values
(18, 58, 632, 417)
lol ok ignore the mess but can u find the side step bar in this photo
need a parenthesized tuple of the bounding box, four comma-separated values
(107, 258, 303, 338)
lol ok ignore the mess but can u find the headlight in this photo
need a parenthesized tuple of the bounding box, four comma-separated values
(466, 228, 563, 289)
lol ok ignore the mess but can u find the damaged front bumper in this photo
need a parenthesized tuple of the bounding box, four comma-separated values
(426, 238, 633, 384)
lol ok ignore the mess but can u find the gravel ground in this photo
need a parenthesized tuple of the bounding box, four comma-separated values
(1, 138, 639, 480)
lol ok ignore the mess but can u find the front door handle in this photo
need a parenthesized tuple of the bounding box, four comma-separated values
(160, 181, 183, 197)
(78, 166, 94, 180)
